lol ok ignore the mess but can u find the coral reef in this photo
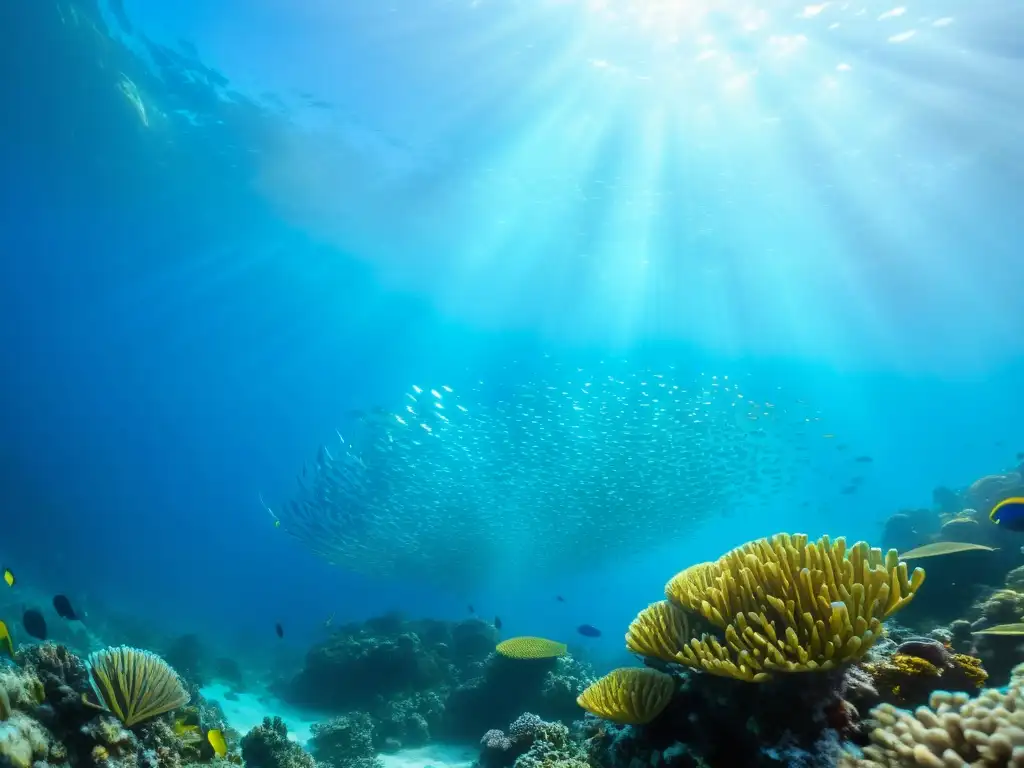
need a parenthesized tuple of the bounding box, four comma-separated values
(862, 638, 987, 707)
(478, 713, 589, 768)
(287, 613, 595, 745)
(445, 648, 595, 740)
(309, 712, 383, 768)
(0, 711, 56, 768)
(0, 640, 239, 768)
(242, 716, 316, 768)
(281, 615, 496, 711)
(562, 532, 926, 766)
(582, 669, 861, 767)
(880, 468, 1024, 627)
(844, 662, 1024, 766)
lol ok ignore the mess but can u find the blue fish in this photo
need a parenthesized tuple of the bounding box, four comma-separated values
(990, 497, 1024, 531)
(577, 624, 602, 638)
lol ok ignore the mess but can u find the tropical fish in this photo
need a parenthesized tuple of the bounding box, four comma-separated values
(52, 595, 78, 620)
(207, 729, 228, 758)
(275, 623, 284, 639)
(0, 620, 13, 656)
(854, 456, 873, 463)
(494, 616, 502, 630)
(577, 624, 602, 638)
(990, 497, 1024, 532)
(555, 595, 565, 602)
(900, 542, 996, 560)
(3, 569, 13, 587)
(22, 609, 46, 640)
(324, 613, 334, 628)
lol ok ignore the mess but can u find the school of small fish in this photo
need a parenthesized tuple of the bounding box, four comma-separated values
(271, 359, 847, 585)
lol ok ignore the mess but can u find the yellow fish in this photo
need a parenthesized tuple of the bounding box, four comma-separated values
(0, 620, 14, 656)
(207, 729, 228, 758)
(3, 569, 14, 587)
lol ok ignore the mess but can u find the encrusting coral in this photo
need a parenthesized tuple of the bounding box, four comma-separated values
(863, 638, 987, 707)
(576, 668, 674, 725)
(844, 662, 1024, 766)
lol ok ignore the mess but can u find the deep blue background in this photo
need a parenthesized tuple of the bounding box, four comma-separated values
(1, 0, 1023, 664)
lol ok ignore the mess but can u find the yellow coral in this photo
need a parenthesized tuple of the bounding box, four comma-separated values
(625, 601, 692, 663)
(495, 636, 567, 659)
(863, 654, 940, 700)
(663, 533, 925, 681)
(85, 646, 190, 727)
(951, 653, 988, 688)
(577, 667, 674, 725)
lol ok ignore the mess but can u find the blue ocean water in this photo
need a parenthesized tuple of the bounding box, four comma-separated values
(1, 0, 1023, 717)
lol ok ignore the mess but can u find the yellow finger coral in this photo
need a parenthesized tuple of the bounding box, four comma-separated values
(85, 646, 190, 726)
(495, 636, 567, 659)
(663, 533, 925, 681)
(625, 601, 693, 663)
(577, 667, 674, 725)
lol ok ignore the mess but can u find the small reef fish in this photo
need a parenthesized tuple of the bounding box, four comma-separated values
(555, 595, 565, 602)
(324, 613, 334, 628)
(272, 361, 844, 587)
(275, 622, 284, 639)
(990, 497, 1024, 532)
(207, 729, 228, 758)
(0, 620, 14, 656)
(22, 609, 47, 640)
(854, 456, 873, 463)
(52, 594, 78, 620)
(467, 605, 474, 614)
(494, 616, 502, 630)
(577, 624, 602, 638)
(3, 569, 13, 587)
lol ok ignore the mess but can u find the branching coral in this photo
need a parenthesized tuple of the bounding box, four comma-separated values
(845, 663, 1024, 766)
(664, 533, 925, 681)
